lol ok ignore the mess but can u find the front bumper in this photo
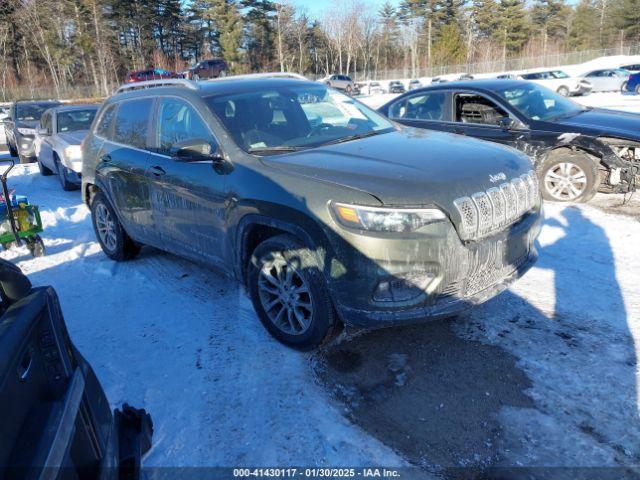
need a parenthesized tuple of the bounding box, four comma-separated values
(327, 209, 542, 328)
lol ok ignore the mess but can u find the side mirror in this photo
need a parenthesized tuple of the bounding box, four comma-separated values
(499, 116, 515, 130)
(37, 127, 49, 136)
(170, 138, 223, 163)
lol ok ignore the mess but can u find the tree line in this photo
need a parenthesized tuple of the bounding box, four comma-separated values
(0, 0, 639, 99)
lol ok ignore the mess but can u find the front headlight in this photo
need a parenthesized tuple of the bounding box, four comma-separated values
(64, 145, 82, 160)
(332, 202, 446, 232)
(17, 127, 35, 135)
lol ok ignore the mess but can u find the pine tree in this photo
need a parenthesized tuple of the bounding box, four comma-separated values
(199, 0, 243, 67)
(610, 0, 640, 42)
(242, 0, 276, 71)
(501, 0, 530, 54)
(530, 0, 571, 41)
(567, 0, 599, 49)
(432, 22, 466, 65)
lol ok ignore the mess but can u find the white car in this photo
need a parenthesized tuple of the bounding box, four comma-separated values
(408, 79, 422, 90)
(578, 68, 631, 92)
(35, 104, 99, 190)
(519, 69, 592, 96)
(367, 82, 386, 95)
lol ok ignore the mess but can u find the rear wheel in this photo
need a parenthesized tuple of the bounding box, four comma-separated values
(540, 151, 599, 203)
(636, 84, 640, 95)
(621, 82, 628, 92)
(248, 234, 336, 350)
(557, 86, 570, 97)
(90, 192, 140, 261)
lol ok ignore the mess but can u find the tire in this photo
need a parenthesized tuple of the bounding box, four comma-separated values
(90, 191, 140, 261)
(621, 82, 628, 93)
(219, 70, 227, 78)
(55, 156, 77, 191)
(37, 157, 53, 176)
(557, 86, 570, 97)
(248, 234, 336, 350)
(636, 84, 640, 95)
(540, 151, 599, 203)
(19, 154, 33, 164)
(346, 85, 353, 95)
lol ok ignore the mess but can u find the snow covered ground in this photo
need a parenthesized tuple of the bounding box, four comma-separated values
(1, 90, 639, 476)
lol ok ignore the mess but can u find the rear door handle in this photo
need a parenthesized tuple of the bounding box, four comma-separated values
(150, 165, 166, 176)
(100, 154, 112, 163)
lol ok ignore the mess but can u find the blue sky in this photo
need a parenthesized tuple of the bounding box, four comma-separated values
(289, 0, 401, 20)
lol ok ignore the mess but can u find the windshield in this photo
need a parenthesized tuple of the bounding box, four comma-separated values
(57, 109, 97, 133)
(206, 84, 394, 154)
(16, 103, 58, 121)
(495, 83, 586, 121)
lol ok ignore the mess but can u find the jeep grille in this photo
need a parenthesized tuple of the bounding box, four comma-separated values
(454, 171, 539, 241)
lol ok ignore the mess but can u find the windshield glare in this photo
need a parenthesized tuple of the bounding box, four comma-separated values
(496, 83, 585, 121)
(57, 109, 97, 133)
(206, 85, 394, 154)
(16, 103, 57, 121)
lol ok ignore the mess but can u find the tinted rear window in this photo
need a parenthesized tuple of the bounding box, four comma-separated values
(96, 104, 118, 139)
(112, 98, 153, 149)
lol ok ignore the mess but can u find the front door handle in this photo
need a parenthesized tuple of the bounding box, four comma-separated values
(150, 165, 166, 176)
(100, 154, 112, 163)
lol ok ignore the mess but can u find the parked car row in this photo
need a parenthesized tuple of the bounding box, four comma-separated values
(1, 73, 638, 352)
(126, 58, 229, 84)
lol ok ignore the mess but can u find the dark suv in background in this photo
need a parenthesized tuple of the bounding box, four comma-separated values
(4, 100, 61, 163)
(188, 58, 228, 80)
(82, 76, 541, 350)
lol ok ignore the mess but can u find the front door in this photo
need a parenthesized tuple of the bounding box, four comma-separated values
(147, 96, 228, 267)
(451, 92, 527, 148)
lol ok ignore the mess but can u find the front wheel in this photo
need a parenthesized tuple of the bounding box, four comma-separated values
(37, 157, 53, 176)
(91, 192, 140, 261)
(557, 86, 570, 97)
(248, 234, 336, 350)
(621, 82, 628, 93)
(56, 157, 77, 191)
(540, 152, 599, 203)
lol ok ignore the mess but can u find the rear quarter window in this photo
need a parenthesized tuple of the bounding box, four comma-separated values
(112, 98, 154, 149)
(95, 104, 118, 139)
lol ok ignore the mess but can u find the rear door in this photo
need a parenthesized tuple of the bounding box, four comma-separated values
(37, 111, 54, 169)
(96, 97, 157, 244)
(146, 96, 228, 267)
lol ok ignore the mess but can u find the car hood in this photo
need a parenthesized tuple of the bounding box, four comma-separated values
(57, 130, 88, 145)
(268, 128, 532, 207)
(555, 109, 640, 140)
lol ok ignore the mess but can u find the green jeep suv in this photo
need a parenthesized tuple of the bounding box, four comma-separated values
(82, 76, 542, 349)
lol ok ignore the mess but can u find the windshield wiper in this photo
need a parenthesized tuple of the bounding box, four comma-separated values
(319, 129, 389, 147)
(248, 146, 304, 155)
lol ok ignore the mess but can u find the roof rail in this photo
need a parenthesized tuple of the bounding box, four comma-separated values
(207, 72, 308, 83)
(115, 78, 198, 94)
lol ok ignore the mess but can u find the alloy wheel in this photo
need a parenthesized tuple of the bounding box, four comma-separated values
(257, 257, 313, 336)
(95, 203, 118, 252)
(544, 162, 588, 201)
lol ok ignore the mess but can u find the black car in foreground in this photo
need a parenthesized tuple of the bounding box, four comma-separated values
(379, 80, 639, 203)
(0, 259, 152, 479)
(388, 81, 406, 94)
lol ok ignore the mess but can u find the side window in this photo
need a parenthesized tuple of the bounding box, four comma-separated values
(389, 92, 447, 121)
(96, 104, 118, 139)
(156, 98, 212, 155)
(113, 98, 153, 148)
(455, 94, 509, 126)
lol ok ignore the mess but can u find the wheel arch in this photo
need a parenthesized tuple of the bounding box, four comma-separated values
(235, 213, 333, 288)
